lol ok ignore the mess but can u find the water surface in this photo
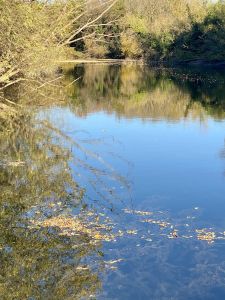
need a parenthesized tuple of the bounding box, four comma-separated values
(1, 63, 225, 299)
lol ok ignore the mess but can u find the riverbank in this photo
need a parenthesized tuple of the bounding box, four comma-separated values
(146, 58, 225, 68)
(59, 58, 143, 65)
(60, 58, 225, 69)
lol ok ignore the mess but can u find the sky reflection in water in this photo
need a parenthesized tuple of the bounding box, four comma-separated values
(1, 63, 225, 299)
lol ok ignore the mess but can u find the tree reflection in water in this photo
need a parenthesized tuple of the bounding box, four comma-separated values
(1, 63, 225, 299)
(66, 63, 225, 121)
(0, 118, 126, 299)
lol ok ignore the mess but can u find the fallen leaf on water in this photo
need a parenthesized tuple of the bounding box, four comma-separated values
(127, 230, 138, 235)
(145, 238, 153, 242)
(104, 259, 123, 265)
(123, 209, 152, 216)
(168, 230, 179, 239)
(76, 266, 89, 271)
(141, 219, 170, 228)
(196, 229, 216, 243)
(32, 215, 119, 242)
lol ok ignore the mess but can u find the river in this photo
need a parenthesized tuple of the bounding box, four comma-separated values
(0, 63, 225, 299)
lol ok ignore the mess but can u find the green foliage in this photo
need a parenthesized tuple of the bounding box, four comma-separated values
(77, 0, 225, 62)
(169, 2, 225, 61)
(124, 0, 225, 62)
(125, 14, 149, 34)
(120, 30, 142, 58)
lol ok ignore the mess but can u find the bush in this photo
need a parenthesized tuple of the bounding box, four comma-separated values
(120, 30, 142, 58)
(170, 2, 225, 62)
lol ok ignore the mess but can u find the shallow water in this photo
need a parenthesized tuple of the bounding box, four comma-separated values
(1, 63, 225, 299)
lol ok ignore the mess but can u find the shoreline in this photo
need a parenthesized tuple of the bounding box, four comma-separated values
(149, 59, 225, 69)
(60, 58, 225, 69)
(59, 58, 143, 65)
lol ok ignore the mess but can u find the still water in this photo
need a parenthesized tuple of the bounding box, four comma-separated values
(1, 63, 225, 299)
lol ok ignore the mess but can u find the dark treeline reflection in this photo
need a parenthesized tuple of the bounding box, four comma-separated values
(66, 63, 225, 121)
(0, 121, 104, 299)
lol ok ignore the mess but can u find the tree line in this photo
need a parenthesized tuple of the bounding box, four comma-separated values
(72, 0, 225, 63)
(0, 0, 225, 127)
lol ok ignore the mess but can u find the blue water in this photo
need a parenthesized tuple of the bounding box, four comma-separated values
(34, 64, 225, 299)
(47, 108, 225, 222)
(15, 63, 225, 299)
